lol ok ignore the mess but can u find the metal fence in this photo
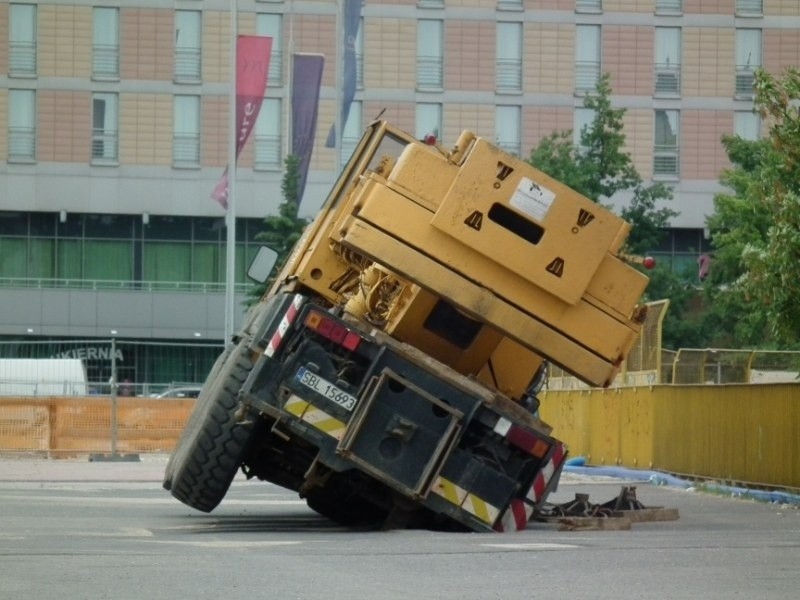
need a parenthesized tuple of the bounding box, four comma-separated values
(670, 349, 800, 384)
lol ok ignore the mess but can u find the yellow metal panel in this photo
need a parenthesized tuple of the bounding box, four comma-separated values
(340, 219, 620, 387)
(349, 179, 642, 364)
(430, 139, 629, 306)
(475, 337, 546, 401)
(542, 384, 800, 489)
(383, 286, 505, 376)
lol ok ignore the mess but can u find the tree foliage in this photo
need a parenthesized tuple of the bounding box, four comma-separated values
(247, 154, 309, 304)
(704, 68, 800, 346)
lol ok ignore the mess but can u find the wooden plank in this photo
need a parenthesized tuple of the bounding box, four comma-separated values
(557, 516, 632, 531)
(614, 508, 680, 522)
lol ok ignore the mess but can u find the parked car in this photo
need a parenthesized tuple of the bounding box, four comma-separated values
(154, 386, 203, 399)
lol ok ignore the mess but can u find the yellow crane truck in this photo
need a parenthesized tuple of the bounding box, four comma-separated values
(163, 120, 650, 533)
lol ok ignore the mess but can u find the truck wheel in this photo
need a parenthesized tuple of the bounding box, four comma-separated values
(163, 339, 256, 512)
(163, 344, 233, 491)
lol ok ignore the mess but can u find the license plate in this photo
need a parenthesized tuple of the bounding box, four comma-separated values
(295, 367, 357, 411)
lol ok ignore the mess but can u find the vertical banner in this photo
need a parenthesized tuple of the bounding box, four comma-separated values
(292, 53, 325, 207)
(212, 35, 273, 209)
(325, 0, 362, 148)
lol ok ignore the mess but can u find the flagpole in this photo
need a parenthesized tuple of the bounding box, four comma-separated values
(286, 0, 295, 159)
(224, 0, 238, 345)
(335, 0, 344, 172)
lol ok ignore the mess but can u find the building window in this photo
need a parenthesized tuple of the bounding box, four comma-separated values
(575, 25, 601, 94)
(496, 106, 521, 157)
(655, 0, 682, 14)
(256, 13, 283, 87)
(173, 95, 200, 167)
(174, 11, 202, 83)
(93, 7, 119, 80)
(92, 93, 119, 163)
(418, 0, 444, 8)
(9, 4, 37, 77)
(417, 20, 443, 91)
(735, 29, 762, 99)
(734, 111, 760, 141)
(573, 107, 595, 148)
(8, 89, 36, 162)
(654, 110, 680, 178)
(736, 0, 763, 16)
(416, 103, 442, 141)
(355, 18, 364, 90)
(496, 22, 522, 94)
(575, 0, 602, 13)
(254, 98, 282, 170)
(341, 100, 362, 161)
(654, 28, 681, 97)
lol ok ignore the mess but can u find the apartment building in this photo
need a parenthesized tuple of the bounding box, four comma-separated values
(1, 0, 796, 383)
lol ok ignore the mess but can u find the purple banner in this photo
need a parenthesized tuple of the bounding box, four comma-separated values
(292, 53, 325, 207)
(325, 0, 362, 148)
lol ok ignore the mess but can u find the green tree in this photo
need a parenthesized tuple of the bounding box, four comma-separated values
(704, 68, 800, 346)
(247, 154, 309, 304)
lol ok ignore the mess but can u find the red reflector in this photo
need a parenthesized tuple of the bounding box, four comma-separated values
(507, 425, 550, 459)
(304, 310, 361, 351)
(317, 317, 334, 337)
(342, 331, 361, 351)
(329, 323, 347, 344)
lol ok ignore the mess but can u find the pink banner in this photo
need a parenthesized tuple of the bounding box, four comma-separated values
(212, 35, 273, 209)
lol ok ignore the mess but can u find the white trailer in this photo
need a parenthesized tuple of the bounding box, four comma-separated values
(0, 359, 89, 396)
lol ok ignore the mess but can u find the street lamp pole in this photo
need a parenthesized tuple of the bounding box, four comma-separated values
(224, 0, 238, 345)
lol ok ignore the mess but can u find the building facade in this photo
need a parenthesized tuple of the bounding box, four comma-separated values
(1, 0, 796, 384)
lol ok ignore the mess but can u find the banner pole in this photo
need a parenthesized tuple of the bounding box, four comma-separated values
(224, 1, 238, 345)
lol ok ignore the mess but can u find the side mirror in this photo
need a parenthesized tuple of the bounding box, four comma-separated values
(247, 246, 279, 283)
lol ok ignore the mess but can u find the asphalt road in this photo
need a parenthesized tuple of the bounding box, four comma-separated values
(0, 456, 798, 600)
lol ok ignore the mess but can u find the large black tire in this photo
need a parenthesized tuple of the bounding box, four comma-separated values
(163, 340, 257, 512)
(163, 344, 233, 491)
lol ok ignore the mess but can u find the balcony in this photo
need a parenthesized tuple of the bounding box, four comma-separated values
(174, 48, 202, 83)
(653, 145, 680, 178)
(93, 44, 120, 80)
(497, 0, 523, 10)
(0, 278, 253, 340)
(173, 134, 200, 166)
(254, 134, 281, 170)
(417, 56, 443, 91)
(268, 49, 283, 87)
(8, 127, 36, 162)
(735, 67, 756, 99)
(654, 65, 681, 96)
(575, 61, 601, 94)
(496, 58, 523, 94)
(736, 0, 763, 16)
(575, 0, 602, 13)
(9, 42, 37, 77)
(655, 0, 682, 14)
(91, 129, 119, 163)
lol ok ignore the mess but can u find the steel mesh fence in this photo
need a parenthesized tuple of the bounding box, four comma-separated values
(0, 397, 193, 456)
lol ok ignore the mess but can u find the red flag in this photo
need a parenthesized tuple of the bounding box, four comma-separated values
(212, 35, 273, 209)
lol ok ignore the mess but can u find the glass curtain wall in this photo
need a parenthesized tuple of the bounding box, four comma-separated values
(0, 213, 264, 288)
